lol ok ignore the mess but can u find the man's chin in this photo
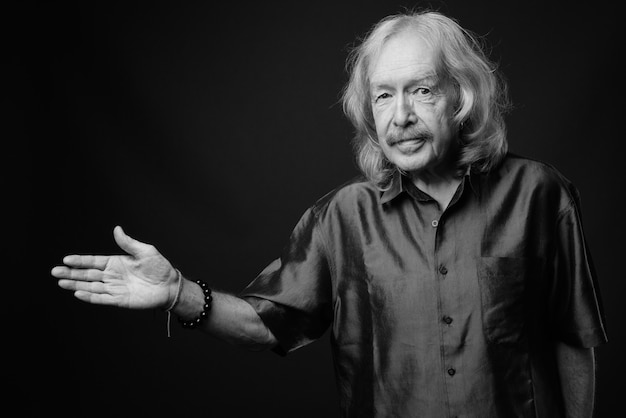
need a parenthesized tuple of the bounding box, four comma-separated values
(389, 155, 430, 174)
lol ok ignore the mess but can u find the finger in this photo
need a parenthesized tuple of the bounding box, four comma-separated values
(74, 290, 122, 306)
(57, 277, 125, 306)
(61, 255, 110, 270)
(58, 278, 107, 293)
(51, 266, 107, 281)
(113, 225, 155, 258)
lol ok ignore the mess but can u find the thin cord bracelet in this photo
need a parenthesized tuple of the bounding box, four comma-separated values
(165, 269, 183, 311)
(165, 269, 183, 338)
(179, 280, 213, 329)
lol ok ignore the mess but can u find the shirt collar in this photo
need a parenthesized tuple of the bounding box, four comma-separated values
(380, 166, 480, 206)
(466, 167, 481, 198)
(380, 171, 404, 205)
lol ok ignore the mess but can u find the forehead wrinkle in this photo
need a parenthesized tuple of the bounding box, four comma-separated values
(370, 70, 439, 91)
(371, 60, 435, 77)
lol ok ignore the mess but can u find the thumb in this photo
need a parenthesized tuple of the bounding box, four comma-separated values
(113, 226, 154, 257)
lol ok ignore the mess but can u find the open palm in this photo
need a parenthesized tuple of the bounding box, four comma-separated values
(53, 226, 178, 309)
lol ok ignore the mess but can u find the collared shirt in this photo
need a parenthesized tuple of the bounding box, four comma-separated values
(240, 154, 608, 418)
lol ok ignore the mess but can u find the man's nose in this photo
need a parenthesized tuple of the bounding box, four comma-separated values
(393, 95, 417, 127)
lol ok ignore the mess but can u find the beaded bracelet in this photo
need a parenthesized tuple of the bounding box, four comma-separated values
(179, 280, 213, 329)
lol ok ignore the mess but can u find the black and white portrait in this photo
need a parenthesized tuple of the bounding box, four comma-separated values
(17, 1, 623, 417)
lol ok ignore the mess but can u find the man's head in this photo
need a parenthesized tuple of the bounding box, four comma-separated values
(342, 11, 509, 187)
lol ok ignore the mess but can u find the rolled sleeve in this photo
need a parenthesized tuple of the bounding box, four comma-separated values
(551, 194, 608, 348)
(239, 207, 333, 355)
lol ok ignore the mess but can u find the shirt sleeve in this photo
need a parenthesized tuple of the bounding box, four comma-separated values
(238, 206, 333, 355)
(551, 191, 608, 348)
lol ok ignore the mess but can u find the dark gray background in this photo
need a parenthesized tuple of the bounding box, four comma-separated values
(17, 0, 623, 416)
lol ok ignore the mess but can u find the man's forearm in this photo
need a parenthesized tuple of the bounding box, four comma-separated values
(172, 277, 277, 351)
(556, 342, 595, 418)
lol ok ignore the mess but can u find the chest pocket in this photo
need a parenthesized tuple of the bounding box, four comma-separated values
(477, 256, 541, 345)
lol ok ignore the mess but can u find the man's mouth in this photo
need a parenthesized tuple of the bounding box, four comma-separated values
(388, 131, 431, 145)
(388, 134, 430, 147)
(391, 137, 426, 154)
(394, 137, 423, 145)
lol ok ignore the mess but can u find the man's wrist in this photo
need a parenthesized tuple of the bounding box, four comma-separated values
(171, 277, 209, 321)
(178, 280, 213, 328)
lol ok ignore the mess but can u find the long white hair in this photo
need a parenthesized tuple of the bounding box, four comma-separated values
(342, 11, 510, 188)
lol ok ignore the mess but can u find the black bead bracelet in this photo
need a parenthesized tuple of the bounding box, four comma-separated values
(179, 280, 213, 329)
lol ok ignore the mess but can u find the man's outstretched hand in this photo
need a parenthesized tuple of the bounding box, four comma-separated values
(52, 226, 178, 310)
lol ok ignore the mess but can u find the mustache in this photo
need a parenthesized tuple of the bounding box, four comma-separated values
(385, 129, 433, 146)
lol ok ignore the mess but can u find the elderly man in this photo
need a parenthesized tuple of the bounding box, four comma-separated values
(52, 10, 607, 418)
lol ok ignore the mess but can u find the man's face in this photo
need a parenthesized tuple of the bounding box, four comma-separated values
(369, 30, 457, 177)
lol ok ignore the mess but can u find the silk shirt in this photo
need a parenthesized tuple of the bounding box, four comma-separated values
(240, 154, 607, 418)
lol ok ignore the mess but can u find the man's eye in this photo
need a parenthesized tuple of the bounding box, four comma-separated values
(414, 87, 432, 96)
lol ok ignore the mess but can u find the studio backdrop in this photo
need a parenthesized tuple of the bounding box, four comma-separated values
(20, 1, 623, 416)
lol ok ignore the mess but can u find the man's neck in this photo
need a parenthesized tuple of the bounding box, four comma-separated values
(410, 170, 463, 211)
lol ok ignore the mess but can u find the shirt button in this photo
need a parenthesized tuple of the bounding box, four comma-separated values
(439, 265, 448, 275)
(431, 219, 439, 227)
(443, 315, 453, 325)
(447, 368, 456, 376)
